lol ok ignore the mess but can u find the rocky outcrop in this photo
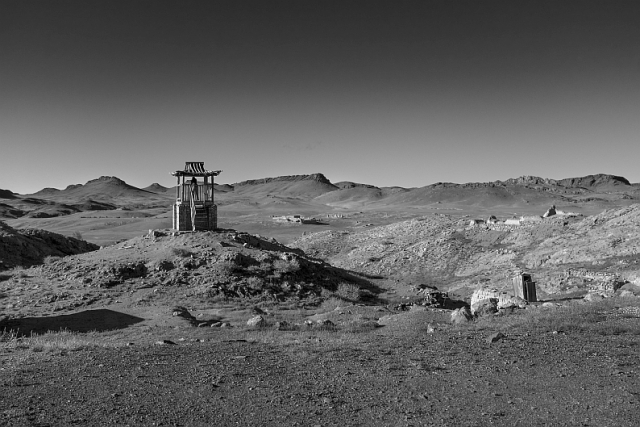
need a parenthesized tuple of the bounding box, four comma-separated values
(0, 221, 99, 270)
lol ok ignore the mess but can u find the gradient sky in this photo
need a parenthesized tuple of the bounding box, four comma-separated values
(1, 0, 639, 194)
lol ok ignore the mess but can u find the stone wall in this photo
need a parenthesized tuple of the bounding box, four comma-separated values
(173, 203, 217, 231)
(565, 268, 623, 295)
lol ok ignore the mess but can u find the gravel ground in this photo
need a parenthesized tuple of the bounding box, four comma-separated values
(1, 325, 638, 426)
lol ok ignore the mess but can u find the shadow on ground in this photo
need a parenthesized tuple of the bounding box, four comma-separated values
(1, 309, 145, 336)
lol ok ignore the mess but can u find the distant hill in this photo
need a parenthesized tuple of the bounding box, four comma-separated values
(4, 172, 637, 221)
(230, 173, 339, 200)
(143, 183, 170, 193)
(0, 189, 16, 199)
(27, 176, 171, 206)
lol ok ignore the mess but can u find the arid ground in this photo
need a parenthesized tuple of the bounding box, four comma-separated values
(1, 173, 640, 426)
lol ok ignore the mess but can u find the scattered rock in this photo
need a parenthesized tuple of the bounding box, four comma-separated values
(583, 293, 605, 302)
(274, 321, 290, 330)
(450, 307, 473, 324)
(486, 332, 505, 344)
(247, 315, 267, 327)
(316, 319, 335, 328)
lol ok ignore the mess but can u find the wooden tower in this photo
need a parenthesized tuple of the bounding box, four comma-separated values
(171, 162, 221, 231)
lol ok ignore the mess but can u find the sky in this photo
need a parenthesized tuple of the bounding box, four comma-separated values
(1, 0, 639, 194)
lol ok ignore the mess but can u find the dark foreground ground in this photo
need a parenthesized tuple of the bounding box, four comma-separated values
(1, 321, 639, 427)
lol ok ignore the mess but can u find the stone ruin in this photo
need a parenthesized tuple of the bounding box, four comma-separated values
(566, 268, 625, 296)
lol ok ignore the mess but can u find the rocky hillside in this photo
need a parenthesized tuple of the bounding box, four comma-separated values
(0, 229, 376, 322)
(0, 221, 99, 270)
(291, 205, 640, 299)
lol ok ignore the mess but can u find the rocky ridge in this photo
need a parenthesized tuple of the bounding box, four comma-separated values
(291, 205, 640, 299)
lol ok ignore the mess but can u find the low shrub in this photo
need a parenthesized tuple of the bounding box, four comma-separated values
(272, 258, 301, 275)
(171, 247, 192, 258)
(335, 282, 362, 302)
(320, 296, 347, 311)
(43, 255, 62, 265)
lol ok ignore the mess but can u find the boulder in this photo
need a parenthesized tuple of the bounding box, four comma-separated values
(471, 298, 498, 317)
(450, 307, 473, 324)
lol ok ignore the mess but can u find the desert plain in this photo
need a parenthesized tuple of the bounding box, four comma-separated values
(1, 172, 640, 426)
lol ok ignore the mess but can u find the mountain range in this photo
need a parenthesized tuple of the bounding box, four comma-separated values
(1, 173, 639, 221)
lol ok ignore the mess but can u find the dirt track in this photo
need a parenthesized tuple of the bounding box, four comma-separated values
(2, 324, 638, 426)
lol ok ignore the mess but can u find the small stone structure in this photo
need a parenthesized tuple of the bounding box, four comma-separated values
(272, 215, 323, 225)
(512, 272, 537, 302)
(171, 162, 221, 232)
(565, 268, 624, 296)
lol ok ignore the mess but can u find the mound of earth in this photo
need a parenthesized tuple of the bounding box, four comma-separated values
(0, 229, 379, 326)
(0, 221, 99, 270)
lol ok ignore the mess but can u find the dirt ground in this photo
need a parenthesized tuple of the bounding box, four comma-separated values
(1, 304, 639, 427)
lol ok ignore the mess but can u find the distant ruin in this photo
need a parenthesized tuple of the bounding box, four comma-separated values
(272, 215, 323, 225)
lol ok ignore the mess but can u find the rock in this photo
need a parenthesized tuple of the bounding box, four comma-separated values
(172, 306, 194, 319)
(155, 340, 177, 345)
(583, 293, 605, 302)
(316, 319, 335, 328)
(247, 315, 267, 327)
(426, 323, 436, 333)
(251, 306, 267, 315)
(450, 307, 473, 324)
(152, 259, 174, 272)
(471, 298, 498, 317)
(486, 332, 505, 344)
(274, 321, 290, 330)
(220, 322, 232, 328)
(616, 283, 640, 296)
(617, 290, 638, 298)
